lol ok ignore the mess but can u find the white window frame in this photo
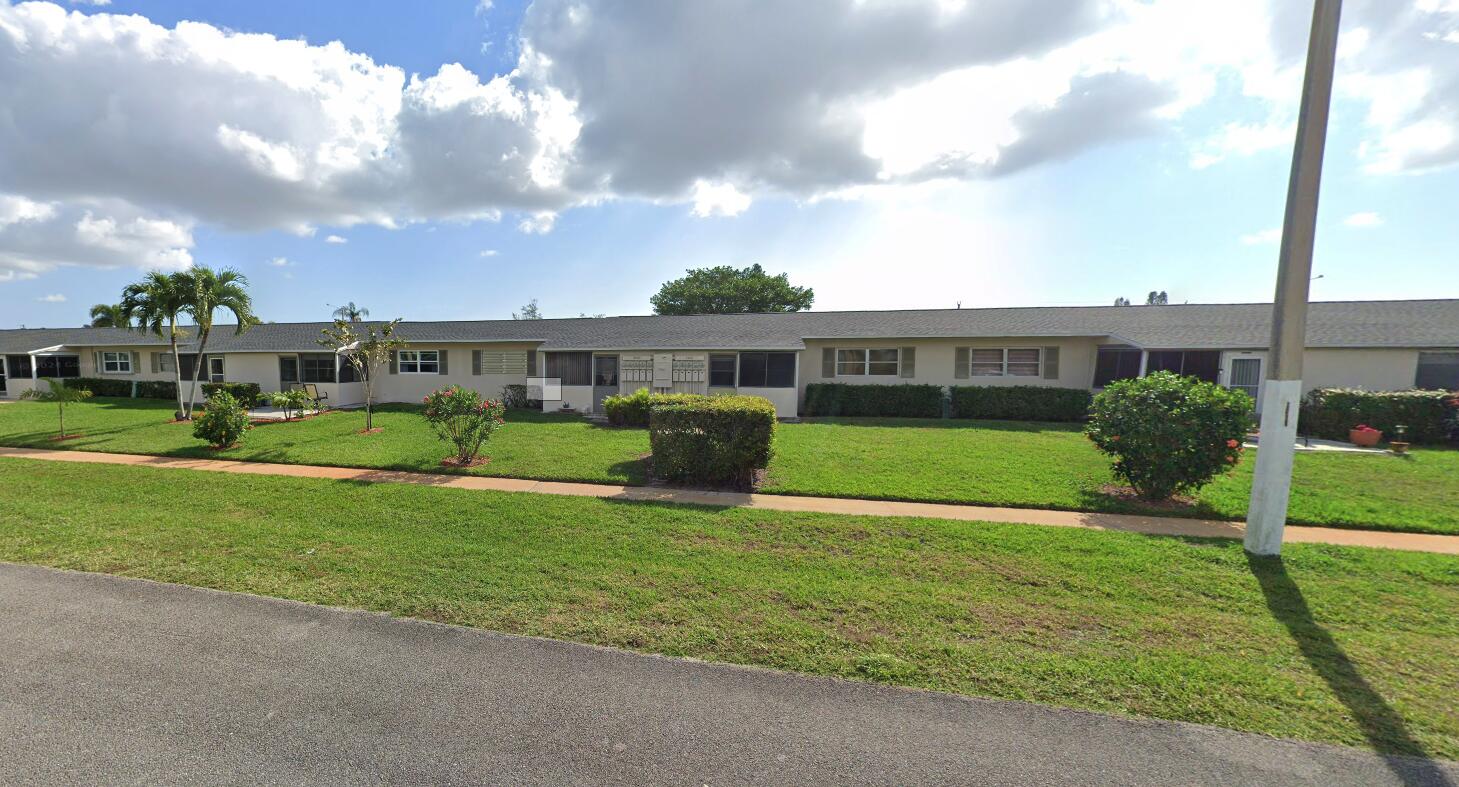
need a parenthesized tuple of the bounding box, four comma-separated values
(398, 350, 439, 374)
(836, 347, 899, 377)
(1005, 348, 1042, 377)
(969, 348, 1006, 377)
(208, 356, 226, 382)
(966, 348, 1042, 377)
(101, 351, 132, 374)
(158, 352, 176, 372)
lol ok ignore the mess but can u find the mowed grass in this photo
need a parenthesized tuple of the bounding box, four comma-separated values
(0, 398, 651, 484)
(766, 417, 1459, 535)
(2, 400, 1456, 534)
(2, 456, 1457, 759)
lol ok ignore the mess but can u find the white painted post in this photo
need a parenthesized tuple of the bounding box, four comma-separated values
(1246, 0, 1343, 556)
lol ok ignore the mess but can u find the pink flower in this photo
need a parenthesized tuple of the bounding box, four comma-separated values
(1226, 439, 1239, 448)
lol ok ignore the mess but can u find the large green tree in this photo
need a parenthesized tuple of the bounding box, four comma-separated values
(650, 264, 813, 315)
(181, 266, 259, 419)
(121, 271, 192, 420)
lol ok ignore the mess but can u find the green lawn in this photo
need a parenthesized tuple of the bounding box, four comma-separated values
(766, 418, 1459, 535)
(1, 399, 1456, 534)
(2, 456, 1456, 759)
(0, 397, 651, 484)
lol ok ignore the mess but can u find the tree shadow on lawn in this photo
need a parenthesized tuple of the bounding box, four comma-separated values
(793, 417, 1084, 434)
(1247, 554, 1454, 784)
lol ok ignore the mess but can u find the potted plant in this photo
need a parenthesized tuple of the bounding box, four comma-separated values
(1349, 423, 1382, 447)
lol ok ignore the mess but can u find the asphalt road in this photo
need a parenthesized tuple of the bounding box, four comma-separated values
(1, 562, 1453, 786)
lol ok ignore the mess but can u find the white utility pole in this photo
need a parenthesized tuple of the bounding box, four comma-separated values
(1245, 0, 1343, 556)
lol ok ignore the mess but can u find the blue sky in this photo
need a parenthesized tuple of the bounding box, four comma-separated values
(3, 0, 1457, 328)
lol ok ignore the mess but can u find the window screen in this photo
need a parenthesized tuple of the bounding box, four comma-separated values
(1416, 351, 1459, 390)
(709, 354, 737, 387)
(1006, 349, 1040, 377)
(970, 349, 1004, 376)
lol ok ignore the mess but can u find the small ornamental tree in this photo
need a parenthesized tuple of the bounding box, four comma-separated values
(1085, 371, 1254, 501)
(21, 378, 93, 439)
(421, 386, 507, 466)
(319, 316, 406, 433)
(192, 390, 250, 449)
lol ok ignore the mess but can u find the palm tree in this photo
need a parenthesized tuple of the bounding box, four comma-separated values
(21, 378, 93, 439)
(87, 303, 129, 328)
(181, 266, 258, 419)
(331, 301, 369, 323)
(121, 271, 193, 420)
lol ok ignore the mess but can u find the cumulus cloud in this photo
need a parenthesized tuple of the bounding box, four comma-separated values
(324, 234, 347, 244)
(36, 293, 66, 302)
(1240, 227, 1282, 246)
(1344, 211, 1384, 227)
(479, 249, 499, 257)
(1, 0, 1458, 282)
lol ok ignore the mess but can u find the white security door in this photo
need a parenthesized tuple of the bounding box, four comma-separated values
(1224, 353, 1265, 412)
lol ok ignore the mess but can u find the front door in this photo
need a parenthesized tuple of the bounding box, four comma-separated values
(593, 355, 619, 412)
(1225, 354, 1264, 412)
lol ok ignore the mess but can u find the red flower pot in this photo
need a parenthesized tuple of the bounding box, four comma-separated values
(1349, 428, 1382, 447)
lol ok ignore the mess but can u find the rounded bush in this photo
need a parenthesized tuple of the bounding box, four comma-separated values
(192, 390, 250, 449)
(421, 385, 506, 464)
(1085, 372, 1253, 501)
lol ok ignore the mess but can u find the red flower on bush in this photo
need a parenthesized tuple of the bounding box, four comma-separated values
(1226, 438, 1239, 448)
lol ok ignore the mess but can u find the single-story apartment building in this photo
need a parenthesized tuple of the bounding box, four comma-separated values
(2, 299, 1456, 418)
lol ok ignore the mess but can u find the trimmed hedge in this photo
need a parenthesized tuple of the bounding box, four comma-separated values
(602, 388, 703, 427)
(1300, 388, 1458, 445)
(62, 377, 133, 397)
(202, 382, 263, 409)
(951, 385, 1092, 422)
(136, 380, 178, 400)
(649, 394, 776, 488)
(803, 383, 943, 418)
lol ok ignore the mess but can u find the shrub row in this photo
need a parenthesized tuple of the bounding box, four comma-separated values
(62, 377, 133, 397)
(803, 383, 943, 418)
(1300, 388, 1457, 445)
(601, 388, 707, 427)
(136, 380, 177, 400)
(649, 394, 776, 489)
(499, 384, 541, 411)
(201, 382, 262, 409)
(951, 385, 1091, 422)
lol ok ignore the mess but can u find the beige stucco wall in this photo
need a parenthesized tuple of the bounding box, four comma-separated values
(223, 352, 283, 391)
(797, 337, 1103, 406)
(373, 343, 536, 404)
(1301, 348, 1420, 393)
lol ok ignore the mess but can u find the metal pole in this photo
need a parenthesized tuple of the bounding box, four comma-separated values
(1245, 0, 1343, 556)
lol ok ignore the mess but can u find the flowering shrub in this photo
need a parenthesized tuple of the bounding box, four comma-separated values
(421, 386, 506, 464)
(1085, 372, 1253, 501)
(192, 390, 250, 449)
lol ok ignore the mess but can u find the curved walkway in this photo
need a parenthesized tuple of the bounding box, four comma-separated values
(2, 445, 1456, 555)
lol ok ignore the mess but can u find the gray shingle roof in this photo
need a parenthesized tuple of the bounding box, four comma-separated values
(2, 299, 1456, 355)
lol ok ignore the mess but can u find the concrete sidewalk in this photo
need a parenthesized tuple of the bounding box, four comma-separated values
(3, 562, 1454, 786)
(2, 445, 1457, 555)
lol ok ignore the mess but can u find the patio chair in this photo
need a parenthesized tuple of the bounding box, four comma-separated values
(302, 383, 328, 410)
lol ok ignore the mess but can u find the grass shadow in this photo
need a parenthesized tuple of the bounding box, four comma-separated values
(1247, 554, 1454, 784)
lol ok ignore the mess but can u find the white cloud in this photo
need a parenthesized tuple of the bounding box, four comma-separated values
(517, 211, 557, 234)
(68, 0, 109, 5)
(3, 0, 1459, 282)
(690, 180, 752, 217)
(1240, 227, 1282, 246)
(268, 256, 292, 266)
(36, 293, 66, 302)
(479, 249, 499, 257)
(324, 234, 348, 244)
(1344, 211, 1383, 228)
